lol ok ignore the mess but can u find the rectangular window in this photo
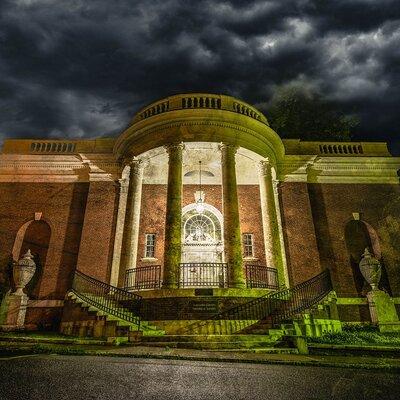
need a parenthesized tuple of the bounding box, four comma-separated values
(145, 234, 156, 258)
(243, 233, 254, 258)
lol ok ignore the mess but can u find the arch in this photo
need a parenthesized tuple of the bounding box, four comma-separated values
(182, 202, 223, 228)
(344, 219, 389, 295)
(181, 203, 224, 263)
(12, 220, 51, 298)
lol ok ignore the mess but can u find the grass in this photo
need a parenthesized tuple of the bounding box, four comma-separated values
(308, 324, 400, 347)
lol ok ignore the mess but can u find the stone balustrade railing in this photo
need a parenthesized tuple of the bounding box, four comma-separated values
(319, 143, 363, 155)
(131, 94, 269, 125)
(30, 141, 76, 153)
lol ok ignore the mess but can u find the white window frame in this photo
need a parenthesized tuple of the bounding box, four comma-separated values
(243, 233, 255, 258)
(144, 233, 156, 258)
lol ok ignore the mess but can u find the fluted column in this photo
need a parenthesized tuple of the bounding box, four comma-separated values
(109, 178, 129, 287)
(220, 143, 245, 288)
(258, 159, 287, 287)
(162, 143, 184, 289)
(119, 159, 144, 280)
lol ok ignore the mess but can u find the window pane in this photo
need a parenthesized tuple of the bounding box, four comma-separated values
(145, 234, 156, 258)
(243, 233, 254, 257)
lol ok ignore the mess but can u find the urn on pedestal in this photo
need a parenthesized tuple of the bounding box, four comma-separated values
(359, 247, 381, 291)
(13, 249, 36, 296)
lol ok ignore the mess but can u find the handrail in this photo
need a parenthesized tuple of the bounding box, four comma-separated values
(180, 263, 228, 288)
(245, 264, 279, 289)
(71, 270, 142, 329)
(125, 265, 162, 291)
(177, 269, 333, 335)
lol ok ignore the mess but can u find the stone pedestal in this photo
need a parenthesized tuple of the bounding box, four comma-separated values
(366, 289, 400, 332)
(0, 292, 28, 329)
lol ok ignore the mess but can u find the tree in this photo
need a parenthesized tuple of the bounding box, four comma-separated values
(266, 86, 359, 141)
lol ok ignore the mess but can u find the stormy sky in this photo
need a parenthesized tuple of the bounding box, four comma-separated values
(0, 0, 399, 153)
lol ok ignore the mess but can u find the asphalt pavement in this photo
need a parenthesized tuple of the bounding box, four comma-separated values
(0, 355, 399, 400)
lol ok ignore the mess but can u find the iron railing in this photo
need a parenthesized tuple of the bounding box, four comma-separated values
(125, 265, 162, 291)
(245, 265, 279, 289)
(178, 269, 333, 335)
(179, 263, 228, 288)
(71, 270, 142, 328)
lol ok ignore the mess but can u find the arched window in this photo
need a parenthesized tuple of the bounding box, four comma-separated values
(184, 214, 216, 243)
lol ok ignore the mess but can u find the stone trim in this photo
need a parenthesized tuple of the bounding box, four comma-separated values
(278, 156, 400, 183)
(336, 297, 368, 305)
(0, 154, 122, 182)
(27, 300, 64, 308)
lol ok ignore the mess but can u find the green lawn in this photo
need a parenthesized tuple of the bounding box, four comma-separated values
(308, 324, 400, 347)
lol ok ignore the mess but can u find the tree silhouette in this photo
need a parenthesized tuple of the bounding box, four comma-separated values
(267, 86, 359, 141)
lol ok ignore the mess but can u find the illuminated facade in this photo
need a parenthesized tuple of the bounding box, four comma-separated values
(0, 93, 399, 330)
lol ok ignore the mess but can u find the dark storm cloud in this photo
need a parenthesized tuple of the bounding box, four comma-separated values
(0, 0, 399, 153)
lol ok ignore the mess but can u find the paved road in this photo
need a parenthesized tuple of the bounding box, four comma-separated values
(0, 355, 399, 400)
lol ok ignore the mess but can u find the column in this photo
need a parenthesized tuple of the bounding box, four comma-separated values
(258, 159, 287, 287)
(220, 143, 245, 288)
(109, 178, 129, 287)
(162, 143, 184, 289)
(119, 159, 144, 281)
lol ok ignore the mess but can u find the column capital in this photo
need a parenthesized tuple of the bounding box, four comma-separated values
(218, 142, 238, 153)
(123, 156, 143, 168)
(164, 142, 185, 155)
(258, 159, 273, 177)
(127, 159, 144, 179)
(118, 178, 129, 194)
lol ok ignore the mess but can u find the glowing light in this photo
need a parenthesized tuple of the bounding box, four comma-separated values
(196, 199, 205, 214)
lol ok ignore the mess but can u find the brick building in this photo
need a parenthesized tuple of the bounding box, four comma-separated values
(0, 93, 399, 330)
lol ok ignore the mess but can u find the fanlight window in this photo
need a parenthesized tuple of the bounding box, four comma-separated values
(184, 214, 216, 244)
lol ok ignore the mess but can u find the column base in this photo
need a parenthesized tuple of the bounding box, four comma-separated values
(162, 282, 179, 290)
(229, 281, 246, 289)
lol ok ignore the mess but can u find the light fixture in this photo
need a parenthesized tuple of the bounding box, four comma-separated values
(195, 160, 205, 214)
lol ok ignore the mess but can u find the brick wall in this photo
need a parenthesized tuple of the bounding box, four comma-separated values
(76, 181, 119, 282)
(136, 184, 266, 269)
(279, 181, 400, 297)
(0, 182, 89, 299)
(279, 182, 322, 286)
(308, 183, 400, 296)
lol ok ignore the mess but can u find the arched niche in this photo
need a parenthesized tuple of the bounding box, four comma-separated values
(344, 220, 390, 295)
(12, 220, 51, 298)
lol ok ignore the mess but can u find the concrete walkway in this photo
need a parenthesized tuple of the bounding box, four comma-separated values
(1, 334, 400, 370)
(90, 344, 400, 370)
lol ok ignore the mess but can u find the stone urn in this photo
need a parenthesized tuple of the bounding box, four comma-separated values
(13, 249, 36, 296)
(359, 248, 381, 291)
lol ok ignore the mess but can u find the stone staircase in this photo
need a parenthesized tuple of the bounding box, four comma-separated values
(61, 269, 340, 351)
(60, 292, 165, 342)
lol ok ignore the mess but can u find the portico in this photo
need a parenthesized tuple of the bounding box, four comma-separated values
(111, 94, 288, 291)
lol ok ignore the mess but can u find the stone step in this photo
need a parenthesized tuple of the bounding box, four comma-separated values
(208, 347, 299, 354)
(135, 341, 283, 350)
(140, 334, 281, 344)
(67, 291, 165, 336)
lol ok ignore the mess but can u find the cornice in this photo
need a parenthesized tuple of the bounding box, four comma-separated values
(116, 117, 283, 165)
(278, 155, 400, 184)
(0, 153, 123, 182)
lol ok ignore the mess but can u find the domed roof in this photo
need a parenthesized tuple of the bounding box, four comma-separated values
(115, 93, 284, 162)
